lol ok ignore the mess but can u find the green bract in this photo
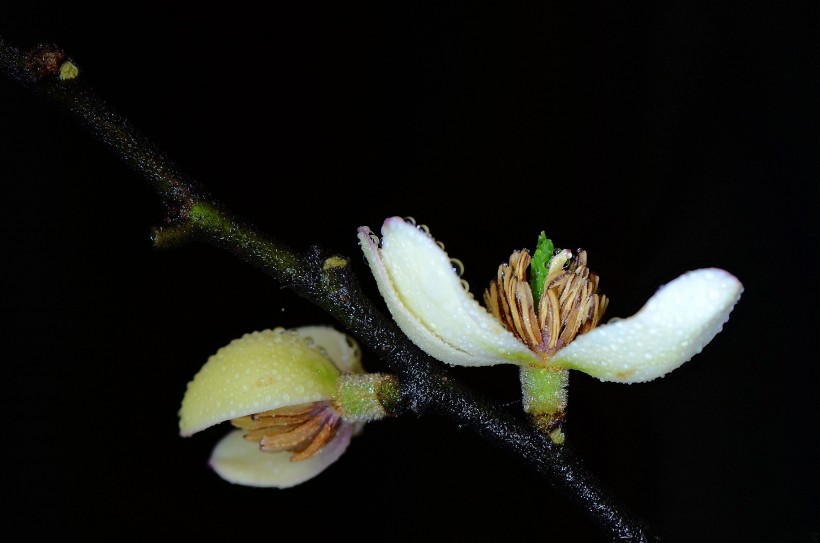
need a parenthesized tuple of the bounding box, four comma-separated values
(530, 231, 555, 308)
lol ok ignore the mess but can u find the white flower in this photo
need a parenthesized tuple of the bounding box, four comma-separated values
(359, 217, 742, 384)
(179, 326, 363, 488)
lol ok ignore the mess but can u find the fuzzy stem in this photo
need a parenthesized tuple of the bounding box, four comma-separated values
(520, 366, 569, 437)
(337, 373, 402, 422)
(0, 36, 660, 543)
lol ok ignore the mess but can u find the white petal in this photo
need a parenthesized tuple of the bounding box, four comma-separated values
(179, 328, 340, 436)
(359, 227, 477, 365)
(359, 218, 539, 367)
(294, 325, 363, 374)
(209, 424, 352, 488)
(552, 268, 743, 383)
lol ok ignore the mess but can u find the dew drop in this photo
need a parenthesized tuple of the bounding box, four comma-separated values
(436, 241, 446, 250)
(403, 216, 416, 226)
(450, 258, 465, 276)
(417, 224, 430, 234)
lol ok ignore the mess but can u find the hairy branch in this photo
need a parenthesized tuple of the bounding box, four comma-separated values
(1, 37, 659, 542)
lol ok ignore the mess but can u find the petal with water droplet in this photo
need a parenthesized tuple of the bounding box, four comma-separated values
(179, 328, 342, 436)
(552, 268, 743, 383)
(359, 218, 539, 367)
(209, 424, 352, 488)
(294, 326, 363, 374)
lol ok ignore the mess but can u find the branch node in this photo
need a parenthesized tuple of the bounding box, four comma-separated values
(25, 44, 65, 81)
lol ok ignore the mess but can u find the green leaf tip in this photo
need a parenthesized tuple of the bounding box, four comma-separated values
(530, 231, 555, 308)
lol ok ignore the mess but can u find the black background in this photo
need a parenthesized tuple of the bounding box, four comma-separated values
(1, 3, 817, 542)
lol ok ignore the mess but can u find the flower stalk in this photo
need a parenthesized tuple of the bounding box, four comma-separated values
(338, 373, 402, 422)
(519, 366, 568, 434)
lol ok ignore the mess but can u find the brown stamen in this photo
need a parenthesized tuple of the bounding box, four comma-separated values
(231, 401, 342, 462)
(290, 411, 341, 461)
(484, 248, 608, 362)
(485, 251, 543, 352)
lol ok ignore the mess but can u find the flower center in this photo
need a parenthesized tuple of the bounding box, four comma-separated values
(231, 401, 342, 462)
(484, 248, 608, 362)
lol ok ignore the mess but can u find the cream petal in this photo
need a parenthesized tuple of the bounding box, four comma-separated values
(552, 268, 743, 383)
(209, 424, 353, 488)
(359, 226, 478, 366)
(294, 325, 363, 374)
(359, 218, 539, 367)
(179, 328, 340, 436)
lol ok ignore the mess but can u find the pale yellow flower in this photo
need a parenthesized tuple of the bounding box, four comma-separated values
(359, 217, 742, 383)
(179, 326, 363, 488)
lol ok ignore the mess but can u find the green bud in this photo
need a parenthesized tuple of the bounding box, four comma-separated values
(530, 231, 556, 308)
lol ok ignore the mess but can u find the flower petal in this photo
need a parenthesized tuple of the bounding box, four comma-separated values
(294, 325, 363, 374)
(209, 424, 353, 488)
(359, 227, 476, 365)
(552, 268, 743, 383)
(359, 218, 539, 367)
(179, 328, 340, 436)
